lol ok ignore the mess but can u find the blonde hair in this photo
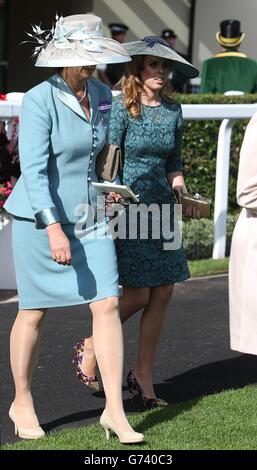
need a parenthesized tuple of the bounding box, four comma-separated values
(115, 56, 173, 118)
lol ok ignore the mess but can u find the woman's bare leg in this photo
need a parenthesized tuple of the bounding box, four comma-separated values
(89, 296, 135, 430)
(119, 287, 150, 323)
(134, 285, 174, 398)
(10, 308, 47, 427)
(81, 287, 150, 376)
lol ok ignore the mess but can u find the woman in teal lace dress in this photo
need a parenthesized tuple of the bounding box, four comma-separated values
(75, 37, 199, 409)
(111, 93, 189, 287)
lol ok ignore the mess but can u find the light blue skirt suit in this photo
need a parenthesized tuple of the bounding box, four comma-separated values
(4, 74, 119, 309)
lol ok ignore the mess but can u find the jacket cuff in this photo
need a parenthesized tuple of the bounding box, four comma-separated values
(35, 207, 60, 229)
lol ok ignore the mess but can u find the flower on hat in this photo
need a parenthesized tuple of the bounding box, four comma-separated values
(142, 36, 172, 49)
(22, 15, 57, 57)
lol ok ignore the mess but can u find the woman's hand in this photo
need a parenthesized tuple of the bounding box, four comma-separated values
(173, 185, 201, 219)
(173, 184, 187, 203)
(108, 191, 123, 202)
(105, 192, 129, 217)
(46, 223, 72, 265)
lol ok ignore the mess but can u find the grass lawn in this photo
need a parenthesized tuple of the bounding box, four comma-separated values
(3, 385, 257, 450)
(188, 258, 229, 278)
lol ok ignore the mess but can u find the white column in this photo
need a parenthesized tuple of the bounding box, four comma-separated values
(212, 118, 234, 259)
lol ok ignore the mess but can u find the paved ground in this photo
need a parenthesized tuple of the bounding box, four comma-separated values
(1, 275, 257, 446)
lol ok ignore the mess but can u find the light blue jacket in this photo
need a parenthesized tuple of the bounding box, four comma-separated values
(4, 74, 112, 228)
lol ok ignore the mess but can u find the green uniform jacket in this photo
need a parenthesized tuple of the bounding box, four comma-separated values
(200, 52, 257, 93)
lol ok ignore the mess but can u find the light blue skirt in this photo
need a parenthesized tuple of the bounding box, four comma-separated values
(12, 217, 119, 309)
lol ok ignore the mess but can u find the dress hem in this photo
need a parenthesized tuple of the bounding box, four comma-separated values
(119, 273, 190, 288)
(18, 289, 120, 310)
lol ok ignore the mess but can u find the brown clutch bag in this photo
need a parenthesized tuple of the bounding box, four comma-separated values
(96, 143, 123, 182)
(181, 192, 212, 218)
(173, 190, 212, 218)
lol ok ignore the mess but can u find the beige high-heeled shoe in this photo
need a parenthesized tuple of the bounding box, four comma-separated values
(9, 403, 45, 439)
(100, 410, 144, 444)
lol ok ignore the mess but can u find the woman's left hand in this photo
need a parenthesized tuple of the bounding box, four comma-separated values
(172, 185, 201, 219)
(105, 192, 129, 217)
(105, 192, 122, 210)
(108, 191, 123, 202)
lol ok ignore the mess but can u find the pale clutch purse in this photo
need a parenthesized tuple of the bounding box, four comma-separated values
(173, 190, 212, 218)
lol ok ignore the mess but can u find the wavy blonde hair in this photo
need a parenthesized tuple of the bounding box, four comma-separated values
(115, 56, 173, 118)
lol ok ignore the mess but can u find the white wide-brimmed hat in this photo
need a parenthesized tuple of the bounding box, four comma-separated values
(123, 36, 199, 78)
(25, 14, 131, 67)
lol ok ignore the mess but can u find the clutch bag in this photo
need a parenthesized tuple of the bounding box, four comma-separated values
(96, 143, 122, 182)
(181, 192, 212, 218)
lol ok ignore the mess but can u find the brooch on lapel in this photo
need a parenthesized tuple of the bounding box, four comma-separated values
(98, 100, 112, 113)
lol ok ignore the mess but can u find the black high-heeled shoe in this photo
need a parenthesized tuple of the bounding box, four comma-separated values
(127, 368, 168, 410)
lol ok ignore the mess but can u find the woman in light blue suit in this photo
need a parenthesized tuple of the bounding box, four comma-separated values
(4, 14, 144, 444)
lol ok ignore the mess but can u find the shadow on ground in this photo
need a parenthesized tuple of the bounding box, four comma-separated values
(42, 354, 257, 433)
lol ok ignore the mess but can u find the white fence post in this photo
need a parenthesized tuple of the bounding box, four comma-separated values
(212, 119, 234, 259)
(182, 103, 257, 259)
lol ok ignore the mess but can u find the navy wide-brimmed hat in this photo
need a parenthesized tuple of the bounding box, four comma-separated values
(216, 19, 245, 48)
(124, 36, 199, 78)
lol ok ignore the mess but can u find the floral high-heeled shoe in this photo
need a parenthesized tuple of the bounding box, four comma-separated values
(73, 339, 100, 391)
(127, 368, 168, 410)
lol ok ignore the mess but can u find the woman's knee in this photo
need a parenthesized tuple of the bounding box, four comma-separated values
(154, 285, 174, 304)
(125, 287, 150, 311)
(18, 309, 47, 328)
(91, 297, 119, 317)
(138, 288, 150, 310)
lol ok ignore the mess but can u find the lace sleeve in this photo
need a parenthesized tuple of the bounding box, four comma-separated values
(165, 104, 184, 175)
(109, 96, 128, 147)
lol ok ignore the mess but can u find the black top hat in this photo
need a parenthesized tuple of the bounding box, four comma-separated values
(216, 19, 245, 47)
(161, 29, 177, 40)
(108, 23, 129, 35)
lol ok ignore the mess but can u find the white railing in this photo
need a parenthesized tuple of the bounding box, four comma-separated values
(0, 100, 22, 118)
(1, 100, 257, 264)
(182, 103, 257, 258)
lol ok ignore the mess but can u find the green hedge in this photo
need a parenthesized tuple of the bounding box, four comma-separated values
(183, 213, 239, 260)
(175, 93, 257, 214)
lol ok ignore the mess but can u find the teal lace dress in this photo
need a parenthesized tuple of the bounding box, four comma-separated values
(109, 96, 190, 287)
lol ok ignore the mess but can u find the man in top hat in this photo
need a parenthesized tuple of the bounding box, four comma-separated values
(97, 22, 129, 88)
(161, 29, 189, 93)
(201, 20, 257, 93)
